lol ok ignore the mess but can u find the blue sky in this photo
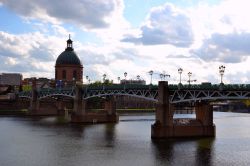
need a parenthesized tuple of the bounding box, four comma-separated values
(0, 0, 250, 84)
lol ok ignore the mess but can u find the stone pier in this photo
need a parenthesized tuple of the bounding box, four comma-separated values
(71, 85, 118, 123)
(28, 78, 63, 116)
(151, 81, 215, 139)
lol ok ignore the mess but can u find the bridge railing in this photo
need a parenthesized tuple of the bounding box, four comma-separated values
(84, 84, 158, 90)
(168, 84, 250, 91)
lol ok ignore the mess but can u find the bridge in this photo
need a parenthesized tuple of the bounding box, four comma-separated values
(19, 83, 250, 103)
(18, 81, 250, 139)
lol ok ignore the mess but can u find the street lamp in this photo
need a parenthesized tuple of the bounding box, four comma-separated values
(178, 68, 183, 84)
(160, 73, 163, 81)
(219, 65, 226, 84)
(137, 75, 140, 80)
(86, 76, 89, 84)
(162, 71, 170, 81)
(149, 70, 153, 84)
(103, 74, 106, 83)
(124, 72, 127, 80)
(188, 72, 192, 85)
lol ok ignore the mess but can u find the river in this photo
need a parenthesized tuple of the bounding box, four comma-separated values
(0, 112, 250, 166)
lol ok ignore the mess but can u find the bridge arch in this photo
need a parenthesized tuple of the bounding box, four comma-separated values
(39, 94, 74, 100)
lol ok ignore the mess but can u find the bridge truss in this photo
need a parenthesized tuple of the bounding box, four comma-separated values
(18, 83, 250, 103)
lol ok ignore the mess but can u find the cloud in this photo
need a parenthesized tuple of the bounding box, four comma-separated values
(0, 0, 123, 29)
(0, 31, 60, 61)
(122, 3, 193, 47)
(191, 32, 250, 63)
(0, 31, 68, 78)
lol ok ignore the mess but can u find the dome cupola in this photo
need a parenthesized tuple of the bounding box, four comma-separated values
(55, 35, 83, 84)
(55, 35, 82, 65)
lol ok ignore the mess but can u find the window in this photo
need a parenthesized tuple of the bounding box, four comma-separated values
(73, 70, 77, 80)
(62, 70, 66, 79)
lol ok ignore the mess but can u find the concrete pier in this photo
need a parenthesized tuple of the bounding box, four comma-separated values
(71, 86, 118, 123)
(151, 81, 215, 139)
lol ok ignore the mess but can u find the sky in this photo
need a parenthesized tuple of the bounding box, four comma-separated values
(1, 0, 250, 84)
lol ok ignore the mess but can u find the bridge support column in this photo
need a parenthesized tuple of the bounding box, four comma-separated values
(151, 81, 215, 139)
(28, 78, 40, 115)
(71, 86, 118, 123)
(105, 96, 116, 115)
(195, 102, 215, 136)
(73, 85, 85, 115)
(57, 99, 65, 116)
(104, 96, 119, 122)
(151, 81, 174, 138)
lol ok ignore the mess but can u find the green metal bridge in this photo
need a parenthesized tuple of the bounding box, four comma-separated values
(18, 82, 250, 103)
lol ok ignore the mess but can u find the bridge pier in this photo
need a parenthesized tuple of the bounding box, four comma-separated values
(151, 81, 215, 139)
(29, 88, 40, 115)
(28, 78, 62, 116)
(195, 102, 215, 136)
(71, 86, 118, 123)
(151, 81, 174, 138)
(28, 79, 40, 115)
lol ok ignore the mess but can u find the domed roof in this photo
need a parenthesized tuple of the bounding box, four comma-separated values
(56, 50, 82, 65)
(55, 36, 82, 66)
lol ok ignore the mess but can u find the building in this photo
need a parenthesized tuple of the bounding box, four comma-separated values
(0, 73, 22, 86)
(55, 36, 83, 86)
(22, 77, 55, 91)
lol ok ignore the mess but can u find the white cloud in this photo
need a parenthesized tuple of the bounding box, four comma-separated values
(191, 32, 250, 63)
(0, 0, 124, 29)
(0, 30, 67, 78)
(122, 3, 193, 47)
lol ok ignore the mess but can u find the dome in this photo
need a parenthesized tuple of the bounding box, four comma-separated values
(56, 50, 82, 65)
(55, 36, 82, 66)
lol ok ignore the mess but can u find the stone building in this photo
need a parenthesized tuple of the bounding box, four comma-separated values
(55, 36, 83, 86)
(0, 73, 22, 86)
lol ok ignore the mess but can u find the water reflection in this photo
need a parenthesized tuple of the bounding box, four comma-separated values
(195, 138, 215, 166)
(151, 139, 174, 165)
(152, 138, 215, 166)
(104, 123, 116, 147)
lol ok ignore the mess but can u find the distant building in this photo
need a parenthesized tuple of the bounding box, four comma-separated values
(55, 35, 83, 86)
(120, 79, 146, 85)
(22, 77, 55, 90)
(0, 73, 22, 86)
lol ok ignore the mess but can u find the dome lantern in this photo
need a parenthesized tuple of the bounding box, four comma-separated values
(66, 34, 73, 51)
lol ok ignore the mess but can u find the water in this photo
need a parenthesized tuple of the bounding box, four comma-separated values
(0, 112, 250, 166)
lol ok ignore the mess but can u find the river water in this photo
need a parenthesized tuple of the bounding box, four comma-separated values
(0, 112, 250, 166)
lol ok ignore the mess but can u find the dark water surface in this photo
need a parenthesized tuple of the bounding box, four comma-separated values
(0, 112, 250, 166)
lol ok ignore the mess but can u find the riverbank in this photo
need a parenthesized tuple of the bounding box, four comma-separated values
(0, 109, 28, 116)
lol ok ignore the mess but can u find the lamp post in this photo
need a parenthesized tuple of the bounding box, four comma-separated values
(137, 75, 140, 80)
(162, 71, 170, 81)
(160, 74, 163, 81)
(124, 72, 127, 80)
(178, 68, 183, 84)
(219, 65, 226, 84)
(103, 74, 106, 83)
(86, 76, 89, 84)
(149, 70, 153, 84)
(188, 72, 192, 85)
(117, 77, 120, 84)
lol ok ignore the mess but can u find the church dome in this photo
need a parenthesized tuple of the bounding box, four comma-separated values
(55, 36, 82, 66)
